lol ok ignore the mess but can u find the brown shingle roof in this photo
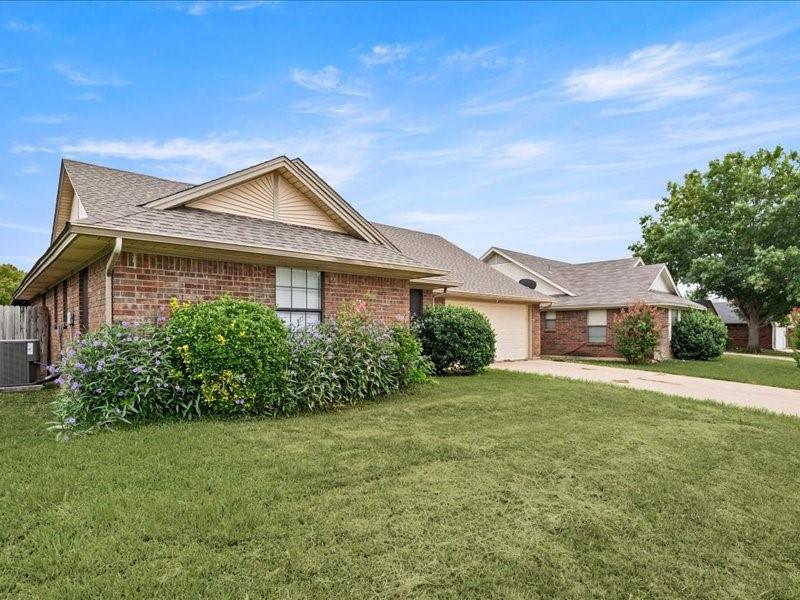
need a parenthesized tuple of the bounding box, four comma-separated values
(61, 160, 440, 273)
(493, 247, 703, 309)
(375, 224, 550, 303)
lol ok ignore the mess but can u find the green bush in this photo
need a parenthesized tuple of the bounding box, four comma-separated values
(789, 309, 800, 369)
(286, 301, 430, 412)
(613, 302, 663, 364)
(48, 322, 190, 440)
(671, 309, 727, 360)
(417, 305, 496, 375)
(166, 296, 289, 414)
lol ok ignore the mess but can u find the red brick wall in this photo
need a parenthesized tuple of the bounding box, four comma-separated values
(324, 272, 409, 323)
(529, 305, 541, 358)
(726, 323, 773, 350)
(421, 289, 434, 309)
(112, 252, 276, 322)
(541, 308, 672, 359)
(86, 259, 107, 332)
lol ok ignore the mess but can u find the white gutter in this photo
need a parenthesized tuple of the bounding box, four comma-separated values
(104, 237, 122, 324)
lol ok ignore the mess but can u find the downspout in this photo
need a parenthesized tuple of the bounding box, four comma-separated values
(105, 237, 122, 324)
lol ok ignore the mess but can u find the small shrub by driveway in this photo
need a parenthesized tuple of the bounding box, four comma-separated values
(671, 310, 727, 360)
(417, 305, 496, 375)
(3, 372, 800, 598)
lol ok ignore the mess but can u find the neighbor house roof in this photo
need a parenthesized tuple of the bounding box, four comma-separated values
(708, 300, 747, 325)
(485, 247, 703, 310)
(374, 224, 551, 304)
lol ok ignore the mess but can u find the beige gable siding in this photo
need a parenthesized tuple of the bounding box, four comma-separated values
(276, 174, 345, 232)
(187, 174, 275, 218)
(52, 172, 77, 241)
(186, 173, 346, 233)
(650, 269, 676, 294)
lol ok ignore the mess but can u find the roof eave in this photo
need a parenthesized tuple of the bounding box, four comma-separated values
(69, 223, 448, 279)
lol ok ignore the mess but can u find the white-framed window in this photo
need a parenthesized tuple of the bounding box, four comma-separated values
(276, 267, 322, 328)
(544, 311, 556, 331)
(587, 309, 608, 343)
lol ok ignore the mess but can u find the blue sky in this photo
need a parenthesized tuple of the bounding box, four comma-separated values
(2, 1, 800, 270)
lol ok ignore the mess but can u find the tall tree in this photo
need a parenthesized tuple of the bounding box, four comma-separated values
(631, 147, 800, 352)
(0, 263, 26, 305)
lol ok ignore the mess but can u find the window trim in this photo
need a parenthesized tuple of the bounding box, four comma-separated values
(587, 309, 608, 344)
(543, 311, 556, 332)
(275, 267, 324, 328)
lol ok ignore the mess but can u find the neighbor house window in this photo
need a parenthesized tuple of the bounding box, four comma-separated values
(276, 267, 322, 328)
(669, 309, 682, 339)
(544, 311, 556, 331)
(587, 309, 607, 343)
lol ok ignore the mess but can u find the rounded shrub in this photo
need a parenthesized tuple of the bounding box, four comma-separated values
(613, 302, 663, 364)
(671, 309, 727, 360)
(49, 321, 189, 440)
(417, 305, 496, 375)
(166, 295, 289, 414)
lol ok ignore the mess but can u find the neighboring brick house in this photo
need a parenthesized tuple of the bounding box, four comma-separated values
(481, 248, 704, 359)
(14, 156, 549, 366)
(706, 300, 789, 351)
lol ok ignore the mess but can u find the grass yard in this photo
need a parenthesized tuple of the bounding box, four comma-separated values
(575, 353, 800, 390)
(2, 370, 800, 598)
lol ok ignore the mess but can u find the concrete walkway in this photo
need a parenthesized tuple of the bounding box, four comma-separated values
(724, 351, 794, 362)
(493, 359, 800, 417)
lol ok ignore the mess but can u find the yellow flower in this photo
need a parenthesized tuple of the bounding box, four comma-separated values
(217, 334, 227, 345)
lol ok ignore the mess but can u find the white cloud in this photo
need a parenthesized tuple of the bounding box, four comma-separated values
(17, 165, 41, 175)
(292, 99, 390, 124)
(360, 44, 410, 66)
(445, 46, 514, 70)
(0, 221, 49, 235)
(0, 63, 23, 76)
(177, 0, 274, 15)
(563, 42, 728, 107)
(22, 114, 73, 124)
(291, 65, 368, 96)
(71, 92, 103, 102)
(55, 64, 129, 87)
(5, 20, 42, 33)
(393, 138, 550, 169)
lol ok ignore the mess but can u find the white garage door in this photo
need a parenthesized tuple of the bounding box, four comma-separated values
(448, 299, 530, 361)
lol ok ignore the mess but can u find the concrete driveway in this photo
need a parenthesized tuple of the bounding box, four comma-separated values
(493, 359, 800, 417)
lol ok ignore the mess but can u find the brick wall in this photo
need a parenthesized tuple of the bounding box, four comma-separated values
(324, 272, 409, 323)
(112, 252, 276, 322)
(542, 307, 673, 359)
(726, 323, 773, 350)
(529, 304, 541, 358)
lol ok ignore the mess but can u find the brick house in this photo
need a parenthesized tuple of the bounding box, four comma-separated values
(14, 157, 549, 366)
(705, 300, 790, 351)
(481, 248, 704, 359)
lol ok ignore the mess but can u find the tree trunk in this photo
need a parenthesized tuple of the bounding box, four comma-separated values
(746, 310, 762, 353)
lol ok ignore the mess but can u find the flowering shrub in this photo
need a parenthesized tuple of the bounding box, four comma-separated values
(166, 296, 289, 415)
(671, 309, 727, 360)
(416, 305, 496, 375)
(48, 322, 190, 440)
(613, 302, 663, 364)
(285, 300, 430, 411)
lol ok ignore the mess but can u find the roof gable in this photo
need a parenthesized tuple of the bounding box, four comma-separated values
(143, 156, 394, 247)
(481, 247, 575, 296)
(185, 171, 347, 234)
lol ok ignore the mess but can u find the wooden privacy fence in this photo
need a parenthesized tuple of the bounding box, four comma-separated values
(0, 305, 49, 361)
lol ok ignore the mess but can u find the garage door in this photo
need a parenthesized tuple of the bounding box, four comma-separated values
(448, 299, 529, 361)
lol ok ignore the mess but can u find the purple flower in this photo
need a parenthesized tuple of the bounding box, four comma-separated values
(114, 407, 122, 414)
(75, 361, 86, 371)
(92, 340, 102, 348)
(95, 388, 103, 395)
(110, 353, 120, 362)
(70, 382, 80, 391)
(122, 321, 130, 328)
(55, 376, 65, 385)
(117, 391, 124, 397)
(65, 416, 77, 426)
(154, 359, 161, 367)
(132, 366, 144, 374)
(47, 364, 56, 374)
(62, 434, 70, 443)
(134, 385, 139, 393)
(235, 399, 245, 405)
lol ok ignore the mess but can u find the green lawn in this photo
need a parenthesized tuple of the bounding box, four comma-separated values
(574, 353, 800, 390)
(2, 372, 800, 598)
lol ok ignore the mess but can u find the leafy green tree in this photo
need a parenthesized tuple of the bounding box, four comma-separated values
(631, 147, 800, 352)
(0, 263, 26, 305)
